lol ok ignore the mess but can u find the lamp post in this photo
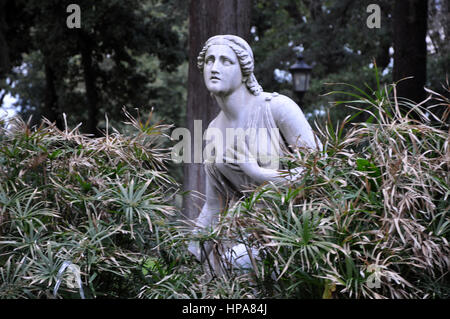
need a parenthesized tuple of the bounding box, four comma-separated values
(289, 52, 312, 104)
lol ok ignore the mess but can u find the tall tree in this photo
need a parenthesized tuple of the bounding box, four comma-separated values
(0, 0, 33, 77)
(1, 0, 186, 134)
(183, 0, 252, 219)
(77, 29, 99, 135)
(393, 0, 428, 106)
(0, 0, 9, 76)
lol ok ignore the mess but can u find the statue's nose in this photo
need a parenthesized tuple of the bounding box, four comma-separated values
(211, 60, 220, 73)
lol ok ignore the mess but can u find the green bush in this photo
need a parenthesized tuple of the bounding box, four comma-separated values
(202, 78, 450, 299)
(0, 110, 179, 298)
(1, 76, 448, 299)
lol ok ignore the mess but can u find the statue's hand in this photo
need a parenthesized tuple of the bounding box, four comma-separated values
(280, 166, 304, 182)
(224, 143, 261, 178)
(224, 143, 305, 184)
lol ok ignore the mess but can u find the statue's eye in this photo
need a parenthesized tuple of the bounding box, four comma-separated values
(205, 57, 214, 65)
(222, 58, 232, 66)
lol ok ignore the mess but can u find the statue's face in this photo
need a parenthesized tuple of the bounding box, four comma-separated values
(203, 44, 244, 96)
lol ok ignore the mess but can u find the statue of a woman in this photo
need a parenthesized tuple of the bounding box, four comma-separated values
(188, 35, 321, 272)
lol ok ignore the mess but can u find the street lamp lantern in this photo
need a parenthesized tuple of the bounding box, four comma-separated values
(289, 52, 312, 102)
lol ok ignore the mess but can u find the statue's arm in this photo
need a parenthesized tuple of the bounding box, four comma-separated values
(188, 169, 224, 260)
(233, 95, 321, 184)
(194, 172, 223, 229)
(195, 117, 224, 229)
(271, 95, 322, 150)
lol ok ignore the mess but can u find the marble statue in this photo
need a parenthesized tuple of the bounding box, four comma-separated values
(188, 35, 321, 273)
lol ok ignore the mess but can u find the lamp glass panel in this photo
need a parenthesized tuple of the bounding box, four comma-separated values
(293, 73, 307, 92)
(304, 73, 310, 91)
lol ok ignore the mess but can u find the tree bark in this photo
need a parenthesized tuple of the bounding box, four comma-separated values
(183, 0, 252, 219)
(43, 58, 63, 130)
(0, 0, 9, 76)
(393, 0, 428, 106)
(79, 31, 99, 136)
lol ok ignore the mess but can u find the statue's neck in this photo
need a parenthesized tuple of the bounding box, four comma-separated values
(214, 86, 253, 122)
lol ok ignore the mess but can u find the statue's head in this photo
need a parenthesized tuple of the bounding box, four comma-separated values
(197, 35, 263, 96)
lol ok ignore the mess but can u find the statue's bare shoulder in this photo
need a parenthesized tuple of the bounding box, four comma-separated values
(265, 93, 304, 125)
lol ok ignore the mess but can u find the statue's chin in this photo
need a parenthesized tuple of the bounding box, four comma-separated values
(206, 86, 225, 95)
(205, 83, 234, 97)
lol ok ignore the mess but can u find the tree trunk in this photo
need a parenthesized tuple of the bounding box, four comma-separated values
(43, 58, 63, 130)
(79, 31, 99, 136)
(393, 0, 428, 106)
(183, 0, 252, 219)
(0, 0, 9, 76)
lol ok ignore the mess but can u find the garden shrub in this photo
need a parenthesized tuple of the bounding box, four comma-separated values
(0, 110, 179, 298)
(197, 79, 450, 299)
(1, 77, 449, 299)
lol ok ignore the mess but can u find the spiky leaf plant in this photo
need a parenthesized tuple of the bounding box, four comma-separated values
(190, 74, 449, 299)
(0, 109, 179, 298)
